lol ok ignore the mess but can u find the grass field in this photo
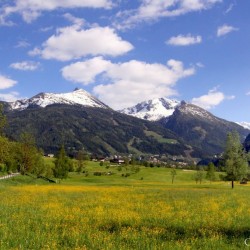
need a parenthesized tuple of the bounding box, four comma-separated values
(0, 161, 249, 249)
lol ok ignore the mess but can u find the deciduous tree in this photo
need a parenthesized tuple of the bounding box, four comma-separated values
(16, 132, 39, 174)
(206, 162, 216, 183)
(53, 146, 71, 179)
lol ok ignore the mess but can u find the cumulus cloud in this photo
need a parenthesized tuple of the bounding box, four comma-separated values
(115, 0, 222, 29)
(62, 57, 111, 85)
(61, 57, 195, 109)
(217, 24, 238, 37)
(0, 74, 17, 90)
(167, 34, 202, 46)
(191, 88, 235, 109)
(29, 25, 133, 61)
(10, 61, 41, 71)
(0, 91, 21, 102)
(0, 0, 113, 23)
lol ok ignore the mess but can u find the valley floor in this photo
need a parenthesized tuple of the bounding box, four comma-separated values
(0, 165, 249, 250)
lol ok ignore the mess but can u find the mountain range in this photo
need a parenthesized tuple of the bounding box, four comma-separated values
(1, 88, 249, 161)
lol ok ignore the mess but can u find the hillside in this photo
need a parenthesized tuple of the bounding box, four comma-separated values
(162, 102, 249, 158)
(3, 103, 189, 156)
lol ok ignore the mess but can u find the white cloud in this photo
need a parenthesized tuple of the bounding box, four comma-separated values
(63, 13, 85, 28)
(61, 57, 195, 109)
(115, 0, 222, 29)
(1, 0, 113, 23)
(191, 88, 235, 109)
(0, 74, 17, 90)
(0, 92, 21, 102)
(62, 57, 111, 85)
(29, 25, 133, 61)
(10, 61, 40, 71)
(217, 24, 238, 37)
(167, 34, 202, 46)
(246, 91, 250, 96)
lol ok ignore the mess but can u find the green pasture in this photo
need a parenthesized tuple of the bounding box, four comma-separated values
(0, 160, 249, 250)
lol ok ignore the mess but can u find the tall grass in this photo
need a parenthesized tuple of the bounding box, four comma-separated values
(0, 182, 249, 249)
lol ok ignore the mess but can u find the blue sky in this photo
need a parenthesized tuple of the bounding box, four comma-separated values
(0, 0, 250, 122)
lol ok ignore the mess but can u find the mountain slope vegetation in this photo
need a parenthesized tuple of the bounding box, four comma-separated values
(162, 102, 249, 158)
(4, 103, 189, 156)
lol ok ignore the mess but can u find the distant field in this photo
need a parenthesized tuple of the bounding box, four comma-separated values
(144, 130, 178, 144)
(0, 162, 249, 250)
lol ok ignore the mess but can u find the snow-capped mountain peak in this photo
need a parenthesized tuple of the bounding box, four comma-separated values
(10, 88, 109, 110)
(236, 122, 250, 130)
(177, 102, 220, 122)
(119, 97, 180, 121)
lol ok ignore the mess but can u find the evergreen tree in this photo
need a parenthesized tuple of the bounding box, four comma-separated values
(223, 131, 248, 189)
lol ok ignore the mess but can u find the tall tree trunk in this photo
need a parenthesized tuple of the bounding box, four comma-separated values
(231, 180, 234, 189)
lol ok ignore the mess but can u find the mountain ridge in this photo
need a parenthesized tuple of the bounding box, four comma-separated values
(9, 88, 109, 110)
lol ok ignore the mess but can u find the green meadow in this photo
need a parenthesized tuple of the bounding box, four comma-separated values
(0, 161, 250, 250)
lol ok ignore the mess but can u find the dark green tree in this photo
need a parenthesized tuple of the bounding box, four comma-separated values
(223, 131, 248, 189)
(206, 162, 216, 183)
(53, 146, 71, 179)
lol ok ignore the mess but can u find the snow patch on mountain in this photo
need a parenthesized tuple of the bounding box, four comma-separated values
(178, 102, 220, 122)
(119, 98, 180, 121)
(236, 122, 250, 130)
(10, 88, 109, 110)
